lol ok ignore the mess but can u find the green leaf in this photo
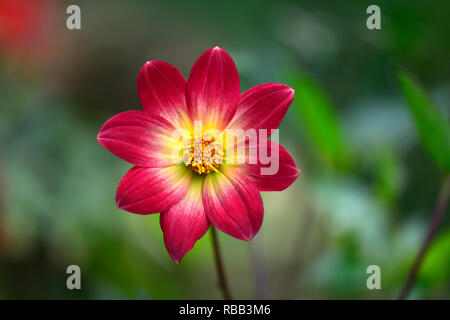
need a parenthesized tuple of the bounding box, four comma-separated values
(420, 231, 450, 287)
(292, 75, 350, 170)
(396, 69, 450, 172)
(375, 149, 403, 207)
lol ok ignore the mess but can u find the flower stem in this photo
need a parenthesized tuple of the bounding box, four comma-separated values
(398, 175, 450, 300)
(211, 226, 232, 300)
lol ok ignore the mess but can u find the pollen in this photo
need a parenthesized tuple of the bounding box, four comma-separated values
(183, 132, 223, 174)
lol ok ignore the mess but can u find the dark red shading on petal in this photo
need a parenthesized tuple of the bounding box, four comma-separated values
(97, 110, 179, 167)
(160, 179, 210, 263)
(137, 61, 191, 128)
(228, 83, 294, 131)
(203, 168, 263, 240)
(244, 140, 300, 191)
(186, 47, 240, 130)
(116, 165, 192, 214)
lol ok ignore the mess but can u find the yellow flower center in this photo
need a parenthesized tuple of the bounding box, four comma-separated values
(183, 132, 223, 174)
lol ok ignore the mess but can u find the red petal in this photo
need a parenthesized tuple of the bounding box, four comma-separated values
(186, 47, 240, 130)
(160, 179, 210, 263)
(97, 110, 181, 167)
(244, 141, 300, 191)
(228, 83, 294, 131)
(137, 61, 191, 128)
(116, 165, 192, 214)
(203, 168, 263, 240)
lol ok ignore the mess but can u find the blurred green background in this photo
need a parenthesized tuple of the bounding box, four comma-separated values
(0, 0, 449, 299)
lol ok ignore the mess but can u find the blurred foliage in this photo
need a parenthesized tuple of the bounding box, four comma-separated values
(292, 74, 351, 171)
(420, 230, 450, 290)
(0, 0, 449, 300)
(396, 69, 450, 172)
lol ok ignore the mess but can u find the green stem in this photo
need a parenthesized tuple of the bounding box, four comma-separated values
(398, 175, 450, 300)
(211, 226, 232, 300)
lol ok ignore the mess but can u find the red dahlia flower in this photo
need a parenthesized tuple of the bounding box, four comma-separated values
(97, 47, 300, 263)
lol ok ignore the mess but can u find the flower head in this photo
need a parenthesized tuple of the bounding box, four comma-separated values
(97, 47, 300, 263)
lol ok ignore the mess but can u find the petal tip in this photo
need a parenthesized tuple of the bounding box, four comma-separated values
(282, 86, 295, 99)
(288, 87, 295, 95)
(96, 132, 108, 149)
(275, 84, 295, 97)
(240, 227, 260, 241)
(115, 193, 129, 212)
(143, 60, 157, 69)
(243, 234, 254, 241)
(144, 60, 158, 66)
(170, 255, 182, 264)
(208, 46, 229, 56)
(166, 246, 188, 264)
(115, 195, 122, 209)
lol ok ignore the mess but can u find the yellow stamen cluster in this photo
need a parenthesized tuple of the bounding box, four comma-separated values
(183, 133, 223, 174)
